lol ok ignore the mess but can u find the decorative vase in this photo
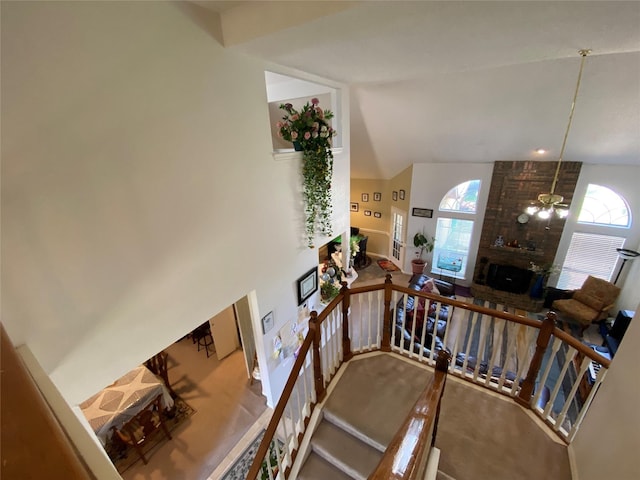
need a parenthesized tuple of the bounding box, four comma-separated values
(293, 141, 303, 151)
(530, 274, 545, 299)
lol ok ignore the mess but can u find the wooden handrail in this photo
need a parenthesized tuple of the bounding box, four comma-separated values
(246, 278, 612, 479)
(369, 350, 451, 480)
(245, 334, 314, 480)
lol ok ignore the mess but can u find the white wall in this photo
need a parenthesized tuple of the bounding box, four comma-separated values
(571, 305, 640, 479)
(1, 0, 349, 415)
(408, 163, 494, 282)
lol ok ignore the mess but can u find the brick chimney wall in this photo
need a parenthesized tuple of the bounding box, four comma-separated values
(472, 161, 582, 310)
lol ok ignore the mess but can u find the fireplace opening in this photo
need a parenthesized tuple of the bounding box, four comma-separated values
(486, 263, 533, 294)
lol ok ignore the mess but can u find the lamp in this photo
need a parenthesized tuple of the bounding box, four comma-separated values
(525, 49, 591, 220)
(613, 248, 640, 284)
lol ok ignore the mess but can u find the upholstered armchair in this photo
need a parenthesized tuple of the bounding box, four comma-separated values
(552, 275, 621, 332)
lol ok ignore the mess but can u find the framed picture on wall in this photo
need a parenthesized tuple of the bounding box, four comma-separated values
(399, 189, 406, 200)
(373, 192, 382, 201)
(412, 207, 433, 218)
(350, 202, 359, 212)
(374, 212, 382, 218)
(261, 311, 274, 334)
(296, 266, 318, 305)
(364, 210, 372, 216)
(392, 191, 398, 201)
(361, 193, 369, 202)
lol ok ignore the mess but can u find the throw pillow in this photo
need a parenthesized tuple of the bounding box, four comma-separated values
(573, 290, 605, 312)
(415, 279, 442, 329)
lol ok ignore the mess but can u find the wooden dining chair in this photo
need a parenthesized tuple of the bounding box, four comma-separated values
(144, 351, 177, 399)
(110, 394, 172, 465)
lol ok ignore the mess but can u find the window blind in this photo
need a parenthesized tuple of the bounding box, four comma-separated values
(556, 233, 625, 290)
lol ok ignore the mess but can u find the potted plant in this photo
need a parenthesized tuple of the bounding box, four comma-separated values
(277, 98, 337, 248)
(411, 231, 435, 274)
(320, 280, 341, 303)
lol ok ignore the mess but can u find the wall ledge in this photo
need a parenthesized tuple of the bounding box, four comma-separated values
(272, 148, 343, 162)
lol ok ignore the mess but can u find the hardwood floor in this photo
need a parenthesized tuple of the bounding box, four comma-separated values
(120, 338, 267, 480)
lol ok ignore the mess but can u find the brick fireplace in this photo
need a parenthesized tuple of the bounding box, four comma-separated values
(472, 161, 582, 311)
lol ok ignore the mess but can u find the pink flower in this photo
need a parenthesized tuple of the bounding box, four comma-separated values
(316, 107, 324, 119)
(311, 98, 319, 105)
(291, 114, 299, 121)
(304, 131, 311, 140)
(291, 131, 298, 139)
(276, 121, 283, 128)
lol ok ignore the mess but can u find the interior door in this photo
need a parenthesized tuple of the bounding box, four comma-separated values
(209, 306, 240, 361)
(389, 207, 407, 268)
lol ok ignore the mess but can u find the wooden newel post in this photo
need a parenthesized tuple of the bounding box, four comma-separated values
(516, 311, 556, 407)
(381, 274, 394, 352)
(309, 311, 326, 403)
(432, 349, 451, 447)
(340, 281, 353, 361)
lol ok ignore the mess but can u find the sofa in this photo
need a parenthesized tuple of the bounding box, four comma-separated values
(393, 273, 455, 356)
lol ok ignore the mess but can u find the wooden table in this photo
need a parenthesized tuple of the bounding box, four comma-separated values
(80, 365, 174, 445)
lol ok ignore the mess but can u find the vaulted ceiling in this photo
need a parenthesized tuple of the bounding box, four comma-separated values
(195, 1, 640, 180)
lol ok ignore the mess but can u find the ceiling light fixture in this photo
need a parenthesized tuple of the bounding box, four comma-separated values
(526, 49, 591, 220)
(535, 148, 547, 154)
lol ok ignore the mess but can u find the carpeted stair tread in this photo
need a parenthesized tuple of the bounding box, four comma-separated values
(310, 419, 382, 480)
(297, 451, 354, 480)
(323, 354, 432, 451)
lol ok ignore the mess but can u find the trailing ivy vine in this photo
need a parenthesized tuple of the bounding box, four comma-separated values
(302, 147, 333, 247)
(276, 98, 337, 248)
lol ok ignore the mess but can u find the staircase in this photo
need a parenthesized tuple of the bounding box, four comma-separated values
(297, 353, 454, 480)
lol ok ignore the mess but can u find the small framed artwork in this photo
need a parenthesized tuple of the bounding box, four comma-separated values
(261, 311, 274, 334)
(412, 207, 433, 218)
(373, 192, 382, 201)
(392, 191, 398, 201)
(361, 193, 369, 202)
(297, 266, 318, 305)
(350, 202, 359, 212)
(374, 212, 382, 218)
(399, 189, 406, 200)
(364, 210, 372, 216)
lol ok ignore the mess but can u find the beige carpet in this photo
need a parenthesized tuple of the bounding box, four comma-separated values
(324, 354, 571, 480)
(121, 339, 267, 480)
(437, 378, 571, 480)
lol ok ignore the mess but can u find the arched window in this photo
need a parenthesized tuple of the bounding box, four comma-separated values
(577, 184, 631, 227)
(439, 180, 480, 213)
(557, 184, 632, 289)
(432, 180, 481, 280)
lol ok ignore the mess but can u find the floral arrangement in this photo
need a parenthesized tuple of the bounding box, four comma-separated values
(277, 98, 336, 151)
(528, 262, 560, 277)
(276, 98, 338, 248)
(350, 236, 360, 258)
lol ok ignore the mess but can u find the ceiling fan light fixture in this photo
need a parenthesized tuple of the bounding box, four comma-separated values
(525, 48, 591, 221)
(536, 208, 552, 220)
(525, 204, 539, 215)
